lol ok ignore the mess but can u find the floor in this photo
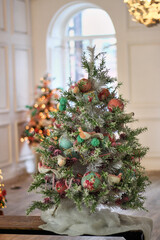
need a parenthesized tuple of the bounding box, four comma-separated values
(1, 171, 160, 240)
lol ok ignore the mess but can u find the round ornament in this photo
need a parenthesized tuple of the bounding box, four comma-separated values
(59, 104, 66, 111)
(91, 138, 100, 147)
(77, 135, 84, 143)
(55, 180, 67, 195)
(108, 98, 124, 112)
(98, 88, 110, 101)
(83, 91, 98, 101)
(81, 171, 101, 192)
(59, 97, 67, 105)
(77, 78, 92, 93)
(59, 136, 73, 150)
(69, 85, 80, 94)
(57, 155, 66, 167)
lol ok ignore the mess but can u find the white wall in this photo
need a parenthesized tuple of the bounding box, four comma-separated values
(0, 0, 34, 180)
(32, 0, 160, 170)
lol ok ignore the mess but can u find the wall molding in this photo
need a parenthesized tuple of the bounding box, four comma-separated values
(0, 0, 7, 31)
(128, 43, 160, 105)
(0, 44, 10, 113)
(11, 0, 28, 35)
(0, 123, 12, 167)
(12, 44, 31, 112)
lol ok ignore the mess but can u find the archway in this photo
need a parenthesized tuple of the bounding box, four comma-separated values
(46, 2, 116, 89)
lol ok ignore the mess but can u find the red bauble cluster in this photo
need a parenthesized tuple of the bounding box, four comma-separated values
(108, 98, 124, 112)
(98, 88, 110, 101)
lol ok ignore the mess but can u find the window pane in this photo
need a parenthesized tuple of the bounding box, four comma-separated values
(82, 9, 115, 36)
(92, 38, 117, 78)
(66, 8, 115, 37)
(67, 40, 90, 82)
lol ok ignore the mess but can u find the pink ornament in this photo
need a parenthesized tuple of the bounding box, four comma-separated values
(54, 149, 62, 156)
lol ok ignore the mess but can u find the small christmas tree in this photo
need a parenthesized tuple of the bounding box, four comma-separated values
(0, 169, 7, 212)
(20, 74, 59, 146)
(27, 47, 150, 215)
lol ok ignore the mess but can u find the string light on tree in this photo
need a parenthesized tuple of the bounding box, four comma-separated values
(20, 73, 60, 146)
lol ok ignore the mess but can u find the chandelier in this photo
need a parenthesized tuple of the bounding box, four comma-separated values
(124, 0, 160, 26)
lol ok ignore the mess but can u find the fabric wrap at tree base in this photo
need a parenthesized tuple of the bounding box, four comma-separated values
(40, 200, 153, 240)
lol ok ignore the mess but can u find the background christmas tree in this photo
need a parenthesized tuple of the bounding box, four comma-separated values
(21, 74, 60, 146)
(27, 47, 150, 215)
(0, 169, 7, 213)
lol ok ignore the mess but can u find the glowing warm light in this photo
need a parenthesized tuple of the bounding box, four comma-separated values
(41, 88, 45, 92)
(20, 137, 24, 142)
(49, 107, 57, 112)
(39, 112, 46, 119)
(39, 96, 46, 102)
(39, 130, 43, 134)
(25, 126, 29, 130)
(34, 103, 38, 108)
(45, 109, 48, 113)
(124, 0, 160, 26)
(42, 104, 46, 109)
(24, 137, 28, 141)
(47, 129, 50, 136)
(29, 128, 34, 133)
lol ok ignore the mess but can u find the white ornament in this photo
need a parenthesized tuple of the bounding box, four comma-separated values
(57, 155, 66, 167)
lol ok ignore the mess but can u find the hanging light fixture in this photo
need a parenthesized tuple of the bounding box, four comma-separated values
(124, 0, 160, 26)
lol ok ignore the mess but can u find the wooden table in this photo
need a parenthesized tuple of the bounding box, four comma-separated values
(0, 216, 144, 240)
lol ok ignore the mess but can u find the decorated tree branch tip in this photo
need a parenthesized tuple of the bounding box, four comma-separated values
(27, 46, 150, 216)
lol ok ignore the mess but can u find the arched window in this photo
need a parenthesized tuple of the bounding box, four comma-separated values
(66, 8, 117, 83)
(47, 4, 117, 89)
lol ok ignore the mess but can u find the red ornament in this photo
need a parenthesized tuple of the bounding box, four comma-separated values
(28, 136, 34, 141)
(55, 180, 67, 195)
(98, 88, 110, 101)
(108, 134, 115, 143)
(78, 78, 92, 93)
(34, 128, 39, 133)
(88, 96, 93, 102)
(0, 194, 3, 201)
(108, 98, 124, 112)
(2, 189, 6, 196)
(115, 198, 122, 205)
